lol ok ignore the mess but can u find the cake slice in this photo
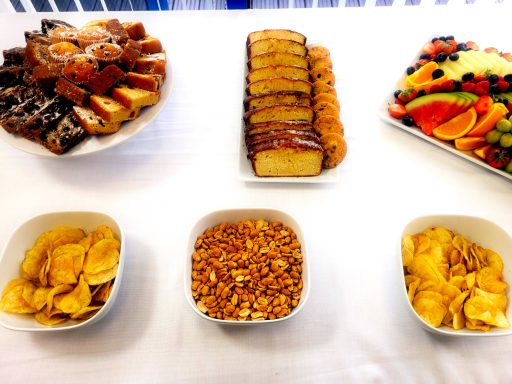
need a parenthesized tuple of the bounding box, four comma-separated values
(86, 64, 126, 95)
(248, 52, 308, 71)
(246, 129, 319, 147)
(73, 105, 122, 135)
(126, 72, 163, 92)
(248, 138, 323, 177)
(134, 52, 166, 76)
(247, 38, 307, 59)
(246, 77, 312, 96)
(111, 84, 160, 110)
(38, 112, 87, 154)
(244, 104, 314, 124)
(244, 91, 311, 111)
(90, 94, 141, 123)
(246, 65, 310, 83)
(245, 120, 313, 136)
(0, 65, 27, 87)
(247, 30, 306, 45)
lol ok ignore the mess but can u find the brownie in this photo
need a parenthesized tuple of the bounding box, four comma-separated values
(3, 47, 26, 67)
(106, 19, 130, 45)
(85, 64, 126, 95)
(32, 63, 64, 91)
(55, 77, 91, 106)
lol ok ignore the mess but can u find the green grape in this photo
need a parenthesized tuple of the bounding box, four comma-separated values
(486, 129, 503, 144)
(499, 133, 512, 148)
(505, 160, 512, 173)
(496, 118, 512, 133)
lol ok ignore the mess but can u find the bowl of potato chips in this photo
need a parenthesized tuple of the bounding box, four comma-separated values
(186, 208, 309, 324)
(401, 215, 512, 336)
(0, 211, 124, 331)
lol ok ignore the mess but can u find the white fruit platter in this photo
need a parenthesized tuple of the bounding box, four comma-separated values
(378, 35, 512, 183)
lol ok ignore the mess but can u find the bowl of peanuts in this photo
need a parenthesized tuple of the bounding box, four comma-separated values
(186, 208, 309, 324)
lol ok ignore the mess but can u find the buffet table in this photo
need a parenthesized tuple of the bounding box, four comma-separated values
(1, 5, 512, 383)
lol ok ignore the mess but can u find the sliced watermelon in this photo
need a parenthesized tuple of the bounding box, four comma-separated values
(405, 92, 479, 136)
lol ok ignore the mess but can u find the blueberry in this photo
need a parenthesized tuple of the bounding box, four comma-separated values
(438, 36, 447, 41)
(462, 72, 475, 82)
(402, 116, 414, 127)
(406, 66, 415, 75)
(453, 80, 462, 91)
(431, 37, 439, 43)
(446, 35, 454, 41)
(456, 42, 468, 51)
(394, 89, 402, 98)
(419, 53, 431, 60)
(435, 53, 448, 63)
(508, 83, 512, 92)
(490, 84, 501, 94)
(432, 68, 445, 79)
(417, 89, 427, 97)
(449, 53, 459, 61)
(488, 74, 499, 84)
(504, 74, 512, 82)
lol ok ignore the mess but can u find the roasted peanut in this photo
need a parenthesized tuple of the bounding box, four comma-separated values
(191, 219, 303, 321)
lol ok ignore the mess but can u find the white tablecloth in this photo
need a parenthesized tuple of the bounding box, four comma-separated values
(1, 5, 512, 384)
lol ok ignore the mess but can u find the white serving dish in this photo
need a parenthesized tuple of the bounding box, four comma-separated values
(0, 27, 172, 157)
(238, 40, 340, 183)
(0, 211, 125, 331)
(185, 208, 309, 324)
(377, 43, 512, 182)
(401, 214, 512, 336)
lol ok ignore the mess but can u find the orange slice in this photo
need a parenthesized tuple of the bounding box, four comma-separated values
(466, 102, 508, 137)
(473, 144, 493, 159)
(432, 107, 477, 141)
(405, 61, 448, 92)
(454, 136, 487, 151)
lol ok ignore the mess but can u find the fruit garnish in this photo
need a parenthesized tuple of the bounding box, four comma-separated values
(473, 144, 493, 159)
(405, 61, 447, 92)
(467, 102, 508, 137)
(388, 103, 407, 119)
(485, 147, 511, 169)
(454, 136, 487, 151)
(405, 92, 478, 136)
(474, 95, 494, 115)
(432, 107, 477, 141)
(397, 88, 418, 103)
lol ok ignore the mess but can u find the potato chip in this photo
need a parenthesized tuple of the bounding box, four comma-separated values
(92, 280, 112, 303)
(473, 287, 507, 313)
(46, 284, 73, 313)
(476, 267, 507, 294)
(59, 275, 92, 314)
(402, 235, 414, 268)
(35, 308, 67, 326)
(413, 296, 446, 327)
(70, 305, 102, 320)
(464, 296, 509, 328)
(83, 264, 118, 286)
(403, 225, 509, 331)
(83, 238, 120, 275)
(21, 232, 52, 280)
(465, 317, 491, 331)
(1, 224, 119, 326)
(48, 225, 85, 248)
(0, 284, 36, 313)
(48, 244, 83, 286)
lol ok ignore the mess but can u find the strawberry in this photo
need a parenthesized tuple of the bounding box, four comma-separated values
(484, 47, 500, 54)
(439, 79, 456, 92)
(422, 42, 436, 56)
(397, 88, 418, 103)
(388, 103, 407, 119)
(473, 80, 490, 96)
(466, 41, 480, 50)
(461, 82, 476, 93)
(497, 81, 509, 92)
(429, 84, 442, 94)
(486, 147, 510, 169)
(474, 95, 494, 115)
(474, 74, 488, 82)
(434, 39, 457, 55)
(501, 52, 512, 62)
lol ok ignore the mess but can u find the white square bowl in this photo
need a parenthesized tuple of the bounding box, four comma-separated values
(0, 211, 125, 332)
(185, 208, 309, 325)
(401, 214, 512, 337)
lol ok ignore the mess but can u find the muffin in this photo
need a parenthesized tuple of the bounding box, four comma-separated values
(77, 25, 111, 49)
(48, 26, 79, 44)
(85, 42, 122, 65)
(63, 53, 99, 84)
(48, 42, 83, 63)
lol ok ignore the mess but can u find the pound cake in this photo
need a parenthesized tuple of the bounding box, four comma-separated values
(0, 18, 168, 154)
(243, 30, 347, 176)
